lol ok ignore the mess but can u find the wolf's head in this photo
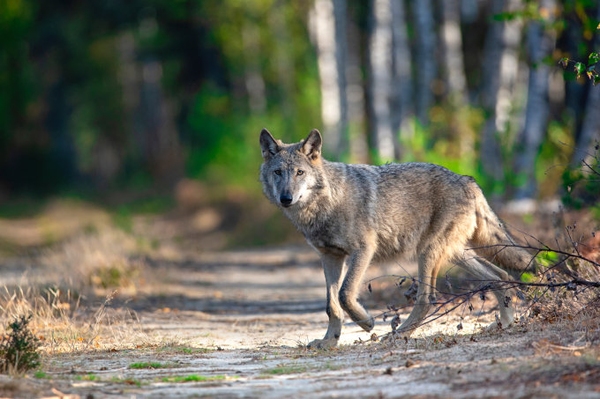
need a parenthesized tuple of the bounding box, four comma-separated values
(259, 129, 325, 209)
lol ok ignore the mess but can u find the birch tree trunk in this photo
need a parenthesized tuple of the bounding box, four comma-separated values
(479, 0, 523, 197)
(368, 0, 395, 161)
(513, 0, 557, 199)
(310, 0, 348, 159)
(390, 0, 413, 158)
(412, 0, 436, 126)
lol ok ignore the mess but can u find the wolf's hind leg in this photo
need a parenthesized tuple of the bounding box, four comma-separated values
(456, 257, 516, 329)
(308, 253, 346, 349)
(396, 250, 444, 335)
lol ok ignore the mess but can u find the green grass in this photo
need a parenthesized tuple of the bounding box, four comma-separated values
(262, 364, 307, 375)
(33, 370, 49, 379)
(129, 361, 171, 369)
(76, 374, 98, 381)
(156, 345, 211, 355)
(161, 374, 227, 383)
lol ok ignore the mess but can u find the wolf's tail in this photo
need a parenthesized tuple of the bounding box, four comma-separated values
(469, 185, 536, 273)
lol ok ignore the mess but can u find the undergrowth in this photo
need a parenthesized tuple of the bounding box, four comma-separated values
(0, 315, 41, 374)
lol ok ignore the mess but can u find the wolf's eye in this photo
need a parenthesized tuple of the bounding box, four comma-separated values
(296, 170, 304, 176)
(274, 170, 282, 176)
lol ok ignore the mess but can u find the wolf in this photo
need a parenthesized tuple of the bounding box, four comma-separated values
(259, 128, 534, 349)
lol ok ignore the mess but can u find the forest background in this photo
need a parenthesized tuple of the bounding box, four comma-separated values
(1, 0, 599, 247)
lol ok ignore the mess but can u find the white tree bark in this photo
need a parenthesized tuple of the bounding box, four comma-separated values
(390, 0, 413, 157)
(368, 0, 395, 160)
(309, 0, 348, 159)
(480, 0, 523, 195)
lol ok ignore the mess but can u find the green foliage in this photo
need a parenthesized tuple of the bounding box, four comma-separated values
(536, 250, 560, 268)
(129, 361, 170, 369)
(560, 52, 600, 84)
(0, 315, 41, 374)
(161, 374, 226, 383)
(520, 272, 536, 283)
(401, 106, 485, 183)
(536, 121, 575, 197)
(562, 144, 600, 209)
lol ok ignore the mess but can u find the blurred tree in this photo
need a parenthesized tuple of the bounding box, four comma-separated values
(0, 0, 598, 205)
(367, 0, 396, 161)
(440, 0, 468, 107)
(570, 2, 600, 169)
(479, 0, 524, 198)
(514, 0, 558, 199)
(412, 0, 436, 127)
(310, 0, 349, 159)
(390, 0, 413, 157)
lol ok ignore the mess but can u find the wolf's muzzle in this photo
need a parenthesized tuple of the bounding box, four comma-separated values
(280, 193, 293, 207)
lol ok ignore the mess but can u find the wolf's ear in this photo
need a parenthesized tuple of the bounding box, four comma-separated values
(260, 128, 279, 160)
(301, 129, 322, 161)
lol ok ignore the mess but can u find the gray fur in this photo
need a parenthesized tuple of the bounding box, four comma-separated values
(259, 128, 533, 348)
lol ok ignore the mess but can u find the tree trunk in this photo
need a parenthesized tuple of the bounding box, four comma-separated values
(345, 5, 367, 162)
(412, 0, 436, 127)
(242, 20, 266, 114)
(138, 56, 184, 186)
(570, 4, 600, 169)
(513, 0, 557, 200)
(390, 0, 413, 158)
(440, 0, 467, 105)
(439, 0, 470, 159)
(269, 1, 295, 122)
(310, 0, 348, 160)
(368, 0, 395, 161)
(479, 0, 523, 197)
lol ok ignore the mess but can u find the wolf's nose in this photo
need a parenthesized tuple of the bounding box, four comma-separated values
(280, 193, 293, 207)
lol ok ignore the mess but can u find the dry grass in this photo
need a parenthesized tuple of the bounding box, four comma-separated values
(0, 223, 159, 357)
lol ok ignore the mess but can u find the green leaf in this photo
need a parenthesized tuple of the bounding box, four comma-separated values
(574, 62, 585, 77)
(589, 52, 599, 66)
(520, 272, 535, 283)
(558, 57, 569, 68)
(593, 74, 600, 86)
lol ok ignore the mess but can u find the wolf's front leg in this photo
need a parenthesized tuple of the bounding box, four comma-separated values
(308, 253, 346, 349)
(339, 238, 376, 333)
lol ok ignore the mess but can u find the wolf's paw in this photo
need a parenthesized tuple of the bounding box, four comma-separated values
(357, 316, 375, 332)
(307, 337, 338, 349)
(486, 316, 514, 331)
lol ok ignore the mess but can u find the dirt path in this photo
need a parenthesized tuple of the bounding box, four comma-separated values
(2, 245, 599, 398)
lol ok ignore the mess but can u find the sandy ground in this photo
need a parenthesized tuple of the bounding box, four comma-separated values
(1, 242, 599, 399)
